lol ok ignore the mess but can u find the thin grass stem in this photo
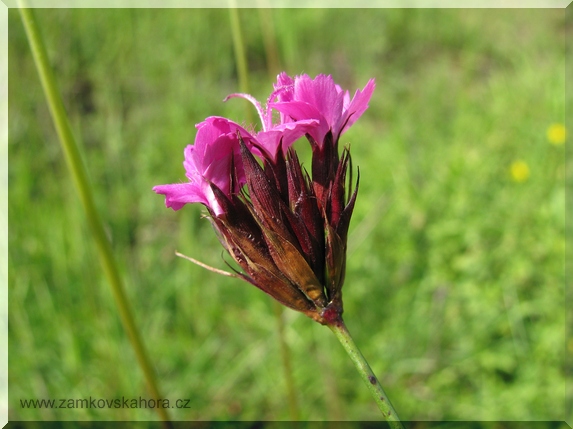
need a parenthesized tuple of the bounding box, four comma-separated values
(257, 5, 281, 78)
(228, 4, 253, 124)
(271, 301, 300, 420)
(18, 5, 171, 426)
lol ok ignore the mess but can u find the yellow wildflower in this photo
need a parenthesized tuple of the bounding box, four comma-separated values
(510, 160, 530, 183)
(547, 123, 566, 145)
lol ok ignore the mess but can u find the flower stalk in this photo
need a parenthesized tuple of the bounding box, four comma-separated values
(328, 318, 404, 427)
(19, 5, 171, 426)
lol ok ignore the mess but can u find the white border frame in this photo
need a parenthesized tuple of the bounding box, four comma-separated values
(1, 2, 570, 429)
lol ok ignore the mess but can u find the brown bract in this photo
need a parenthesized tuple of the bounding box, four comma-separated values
(208, 133, 358, 325)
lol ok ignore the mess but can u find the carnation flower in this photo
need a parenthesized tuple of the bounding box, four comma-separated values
(154, 73, 375, 324)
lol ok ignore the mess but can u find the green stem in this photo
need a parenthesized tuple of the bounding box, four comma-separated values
(18, 5, 171, 426)
(257, 6, 281, 78)
(228, 4, 253, 124)
(328, 319, 404, 428)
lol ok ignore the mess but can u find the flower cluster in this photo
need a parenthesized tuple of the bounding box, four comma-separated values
(154, 73, 375, 324)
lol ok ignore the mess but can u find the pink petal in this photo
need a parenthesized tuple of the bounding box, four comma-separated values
(196, 117, 252, 182)
(153, 183, 208, 211)
(293, 74, 345, 133)
(271, 101, 330, 145)
(161, 118, 257, 215)
(200, 116, 255, 145)
(271, 72, 295, 109)
(154, 182, 225, 216)
(183, 145, 199, 181)
(336, 78, 376, 138)
(274, 72, 294, 93)
(256, 119, 319, 158)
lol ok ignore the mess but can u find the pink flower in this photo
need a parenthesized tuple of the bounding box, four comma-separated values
(154, 72, 374, 324)
(271, 73, 376, 147)
(152, 117, 252, 216)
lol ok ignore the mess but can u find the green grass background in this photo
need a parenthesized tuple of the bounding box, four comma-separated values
(8, 8, 567, 422)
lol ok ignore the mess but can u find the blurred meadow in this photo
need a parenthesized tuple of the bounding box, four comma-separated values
(8, 7, 567, 423)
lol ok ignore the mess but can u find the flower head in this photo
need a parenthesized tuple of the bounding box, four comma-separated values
(155, 73, 375, 324)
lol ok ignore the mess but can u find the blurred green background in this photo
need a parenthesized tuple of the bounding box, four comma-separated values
(8, 7, 567, 422)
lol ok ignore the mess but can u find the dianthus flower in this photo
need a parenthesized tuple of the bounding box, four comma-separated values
(154, 73, 375, 324)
